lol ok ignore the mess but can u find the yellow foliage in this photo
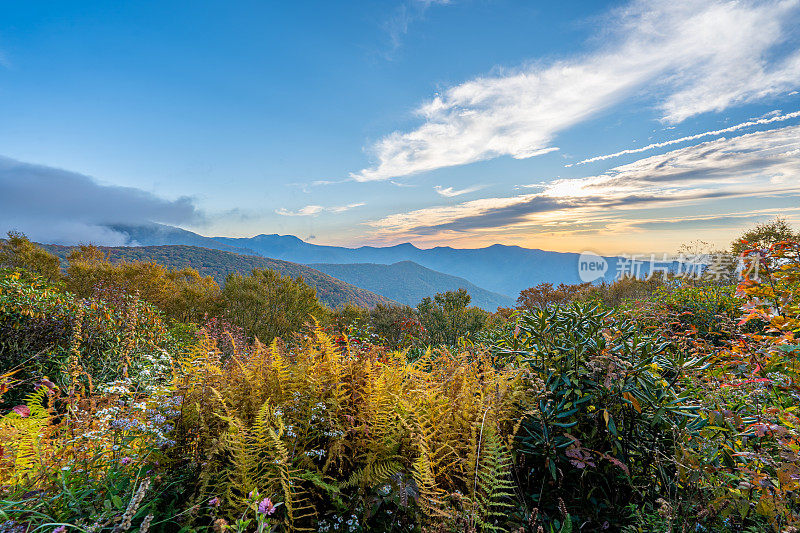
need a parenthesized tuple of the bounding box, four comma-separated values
(175, 325, 523, 529)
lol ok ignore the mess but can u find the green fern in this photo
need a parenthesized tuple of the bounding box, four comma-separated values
(472, 426, 516, 532)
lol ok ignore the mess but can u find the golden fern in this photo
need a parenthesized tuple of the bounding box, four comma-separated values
(0, 387, 52, 485)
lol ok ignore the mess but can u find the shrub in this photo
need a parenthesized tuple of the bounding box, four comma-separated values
(219, 268, 327, 343)
(417, 289, 488, 346)
(0, 231, 61, 282)
(65, 245, 221, 323)
(491, 303, 701, 530)
(0, 270, 173, 405)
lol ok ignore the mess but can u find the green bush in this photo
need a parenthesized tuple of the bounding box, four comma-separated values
(492, 304, 702, 529)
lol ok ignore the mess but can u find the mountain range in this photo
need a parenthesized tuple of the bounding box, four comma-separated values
(310, 261, 515, 310)
(38, 223, 637, 310)
(109, 223, 621, 300)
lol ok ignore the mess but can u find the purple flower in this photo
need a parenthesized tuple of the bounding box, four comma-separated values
(53, 527, 67, 533)
(37, 378, 57, 392)
(565, 446, 596, 469)
(257, 497, 275, 516)
(120, 457, 132, 465)
(209, 497, 221, 507)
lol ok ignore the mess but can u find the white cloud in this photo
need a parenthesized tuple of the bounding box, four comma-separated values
(276, 202, 365, 216)
(366, 124, 800, 237)
(354, 0, 800, 181)
(277, 205, 325, 216)
(434, 184, 485, 197)
(570, 109, 800, 165)
(329, 202, 366, 213)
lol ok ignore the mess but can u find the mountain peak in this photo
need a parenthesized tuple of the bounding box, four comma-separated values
(250, 233, 305, 243)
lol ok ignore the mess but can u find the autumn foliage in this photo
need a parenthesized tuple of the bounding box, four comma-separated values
(1, 228, 800, 532)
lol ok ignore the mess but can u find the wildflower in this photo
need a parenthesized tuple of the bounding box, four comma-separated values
(119, 478, 151, 531)
(120, 457, 132, 465)
(258, 497, 276, 516)
(209, 497, 221, 507)
(38, 378, 57, 392)
(53, 527, 67, 533)
(12, 405, 30, 418)
(139, 514, 154, 533)
(565, 446, 595, 469)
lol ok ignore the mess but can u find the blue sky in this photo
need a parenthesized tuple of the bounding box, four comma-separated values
(1, 0, 800, 254)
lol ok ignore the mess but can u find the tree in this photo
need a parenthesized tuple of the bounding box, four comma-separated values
(417, 288, 488, 346)
(0, 231, 61, 281)
(516, 282, 593, 310)
(66, 245, 220, 321)
(165, 268, 222, 322)
(219, 268, 326, 343)
(731, 217, 798, 254)
(368, 303, 420, 349)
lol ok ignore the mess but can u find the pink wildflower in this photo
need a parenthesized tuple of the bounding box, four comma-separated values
(258, 497, 276, 516)
(12, 405, 30, 418)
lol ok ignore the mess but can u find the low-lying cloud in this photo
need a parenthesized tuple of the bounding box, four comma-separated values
(0, 156, 202, 245)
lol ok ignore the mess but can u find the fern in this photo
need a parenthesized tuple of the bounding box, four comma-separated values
(0, 387, 52, 484)
(342, 458, 402, 490)
(471, 426, 516, 532)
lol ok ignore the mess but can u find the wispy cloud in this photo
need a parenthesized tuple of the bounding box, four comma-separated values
(276, 202, 366, 217)
(434, 184, 485, 197)
(0, 156, 201, 245)
(384, 0, 452, 57)
(366, 125, 800, 239)
(354, 0, 800, 181)
(569, 109, 800, 166)
(620, 208, 800, 231)
(329, 202, 366, 213)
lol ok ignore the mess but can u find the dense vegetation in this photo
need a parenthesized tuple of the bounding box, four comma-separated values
(1, 219, 799, 532)
(41, 243, 392, 309)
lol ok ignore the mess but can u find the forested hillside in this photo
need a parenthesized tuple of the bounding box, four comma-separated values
(40, 243, 392, 308)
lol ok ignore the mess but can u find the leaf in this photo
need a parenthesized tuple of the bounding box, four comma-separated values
(559, 514, 573, 533)
(112, 495, 124, 509)
(622, 392, 642, 413)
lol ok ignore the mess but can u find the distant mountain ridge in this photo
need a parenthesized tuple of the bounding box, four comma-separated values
(41, 243, 392, 309)
(109, 223, 257, 255)
(97, 223, 623, 299)
(211, 234, 622, 298)
(310, 261, 515, 310)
